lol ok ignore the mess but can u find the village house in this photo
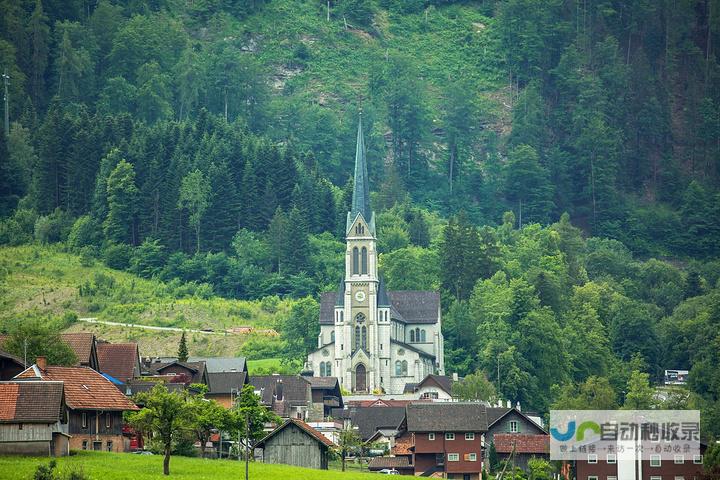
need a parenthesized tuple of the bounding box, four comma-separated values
(575, 444, 707, 480)
(407, 402, 488, 480)
(142, 359, 209, 386)
(255, 418, 335, 470)
(403, 373, 456, 401)
(486, 405, 549, 471)
(96, 342, 141, 386)
(0, 381, 70, 456)
(59, 333, 100, 371)
(251, 375, 344, 421)
(0, 350, 24, 381)
(14, 357, 139, 452)
(206, 371, 248, 408)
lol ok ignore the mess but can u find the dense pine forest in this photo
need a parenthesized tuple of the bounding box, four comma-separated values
(1, 0, 720, 436)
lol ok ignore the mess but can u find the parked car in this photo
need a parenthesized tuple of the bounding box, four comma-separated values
(378, 469, 399, 475)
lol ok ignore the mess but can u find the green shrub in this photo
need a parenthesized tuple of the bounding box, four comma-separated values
(34, 209, 74, 244)
(260, 295, 281, 313)
(103, 243, 133, 270)
(67, 215, 102, 251)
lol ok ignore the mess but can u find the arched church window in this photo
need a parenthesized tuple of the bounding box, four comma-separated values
(355, 313, 366, 322)
(326, 362, 332, 376)
(395, 360, 402, 376)
(415, 328, 421, 341)
(420, 329, 426, 342)
(410, 330, 415, 342)
(352, 247, 359, 274)
(402, 360, 408, 376)
(320, 362, 326, 377)
(354, 326, 360, 351)
(361, 247, 368, 274)
(361, 326, 367, 350)
(331, 331, 335, 343)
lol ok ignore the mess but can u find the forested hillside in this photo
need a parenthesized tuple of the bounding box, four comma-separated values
(1, 0, 720, 435)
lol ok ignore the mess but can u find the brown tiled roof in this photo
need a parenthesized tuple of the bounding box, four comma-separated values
(256, 418, 335, 448)
(0, 382, 64, 423)
(16, 365, 138, 411)
(59, 333, 95, 365)
(97, 343, 139, 382)
(392, 432, 413, 456)
(368, 456, 413, 470)
(494, 433, 549, 454)
(406, 403, 488, 432)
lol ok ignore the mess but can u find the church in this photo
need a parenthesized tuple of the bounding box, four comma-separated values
(307, 116, 445, 395)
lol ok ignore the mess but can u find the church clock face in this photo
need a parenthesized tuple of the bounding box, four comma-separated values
(355, 290, 366, 302)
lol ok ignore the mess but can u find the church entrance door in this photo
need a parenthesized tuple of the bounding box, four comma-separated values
(355, 364, 367, 392)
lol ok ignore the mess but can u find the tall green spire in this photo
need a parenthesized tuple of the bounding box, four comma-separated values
(351, 113, 371, 222)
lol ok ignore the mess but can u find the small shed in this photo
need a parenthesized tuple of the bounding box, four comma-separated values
(256, 418, 334, 470)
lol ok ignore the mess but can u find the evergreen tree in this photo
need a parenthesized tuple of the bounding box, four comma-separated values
(178, 169, 211, 254)
(505, 144, 554, 225)
(104, 159, 138, 245)
(407, 209, 430, 247)
(240, 157, 261, 230)
(177, 331, 188, 362)
(28, 0, 49, 109)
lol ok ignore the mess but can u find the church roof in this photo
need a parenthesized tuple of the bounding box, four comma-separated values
(350, 114, 371, 226)
(319, 290, 440, 325)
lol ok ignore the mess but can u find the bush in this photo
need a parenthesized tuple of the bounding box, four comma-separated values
(103, 243, 133, 270)
(260, 295, 281, 313)
(67, 215, 102, 251)
(131, 239, 166, 278)
(34, 209, 74, 244)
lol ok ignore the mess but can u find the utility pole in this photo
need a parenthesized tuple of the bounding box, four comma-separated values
(245, 411, 250, 480)
(2, 69, 9, 137)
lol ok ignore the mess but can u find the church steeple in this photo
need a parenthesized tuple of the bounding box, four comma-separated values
(350, 113, 371, 224)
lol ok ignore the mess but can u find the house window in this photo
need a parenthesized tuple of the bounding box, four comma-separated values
(420, 329, 426, 342)
(81, 412, 87, 429)
(509, 420, 518, 433)
(588, 454, 598, 464)
(650, 477, 661, 480)
(352, 247, 359, 274)
(675, 477, 685, 480)
(106, 441, 113, 452)
(106, 413, 112, 429)
(447, 453, 459, 462)
(650, 455, 661, 467)
(465, 433, 475, 440)
(82, 440, 88, 450)
(693, 455, 703, 464)
(361, 247, 368, 274)
(18, 423, 23, 430)
(468, 453, 477, 461)
(421, 391, 439, 400)
(608, 477, 617, 480)
(588, 476, 598, 480)
(607, 454, 616, 464)
(428, 433, 435, 441)
(445, 433, 455, 440)
(675, 455, 685, 464)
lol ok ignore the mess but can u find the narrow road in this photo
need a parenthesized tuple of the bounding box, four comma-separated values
(77, 318, 224, 335)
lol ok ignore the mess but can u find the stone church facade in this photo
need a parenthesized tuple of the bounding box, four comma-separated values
(307, 116, 445, 395)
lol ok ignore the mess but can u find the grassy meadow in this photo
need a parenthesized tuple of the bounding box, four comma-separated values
(0, 245, 291, 359)
(0, 451, 377, 480)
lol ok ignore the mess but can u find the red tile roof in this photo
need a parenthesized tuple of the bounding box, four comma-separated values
(15, 365, 138, 411)
(59, 333, 95, 365)
(392, 433, 413, 456)
(494, 433, 549, 454)
(0, 382, 64, 423)
(97, 343, 139, 382)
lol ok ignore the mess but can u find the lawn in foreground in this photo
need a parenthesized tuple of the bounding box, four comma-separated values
(0, 451, 377, 480)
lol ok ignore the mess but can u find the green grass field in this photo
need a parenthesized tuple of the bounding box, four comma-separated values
(0, 451, 377, 480)
(0, 245, 291, 358)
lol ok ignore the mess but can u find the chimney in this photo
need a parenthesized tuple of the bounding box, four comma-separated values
(516, 401, 521, 412)
(506, 399, 511, 408)
(36, 356, 47, 371)
(452, 372, 458, 382)
(276, 379, 284, 401)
